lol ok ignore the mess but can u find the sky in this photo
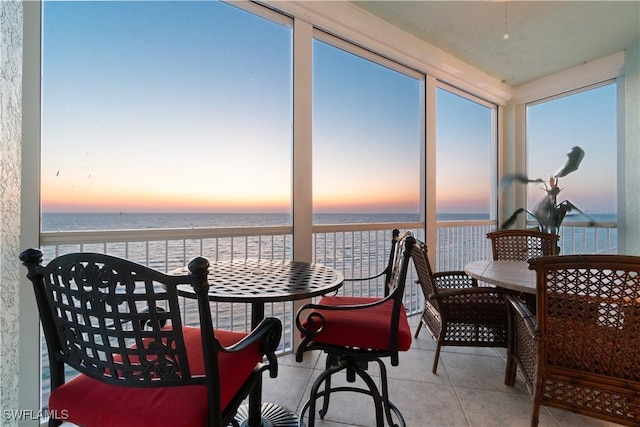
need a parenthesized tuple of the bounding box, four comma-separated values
(527, 84, 617, 214)
(41, 0, 617, 216)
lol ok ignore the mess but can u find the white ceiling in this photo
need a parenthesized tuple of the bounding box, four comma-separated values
(350, 1, 640, 87)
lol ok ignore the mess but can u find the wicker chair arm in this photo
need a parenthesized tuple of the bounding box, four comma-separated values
(433, 270, 478, 288)
(505, 294, 539, 336)
(217, 317, 282, 377)
(430, 285, 505, 301)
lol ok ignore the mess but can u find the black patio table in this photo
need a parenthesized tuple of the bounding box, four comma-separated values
(173, 259, 344, 427)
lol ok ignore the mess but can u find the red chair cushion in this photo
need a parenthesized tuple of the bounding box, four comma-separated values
(302, 296, 412, 351)
(49, 326, 263, 427)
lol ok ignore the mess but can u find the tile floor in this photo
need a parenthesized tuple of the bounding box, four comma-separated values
(259, 315, 622, 427)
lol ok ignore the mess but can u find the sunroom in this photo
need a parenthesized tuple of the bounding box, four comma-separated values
(2, 1, 639, 426)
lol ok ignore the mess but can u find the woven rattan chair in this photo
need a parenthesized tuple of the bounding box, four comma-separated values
(295, 234, 415, 427)
(489, 229, 559, 385)
(20, 249, 282, 427)
(505, 254, 640, 426)
(412, 239, 509, 375)
(487, 229, 558, 261)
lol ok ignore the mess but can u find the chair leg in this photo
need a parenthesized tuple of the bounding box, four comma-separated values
(432, 341, 443, 374)
(414, 311, 425, 338)
(319, 354, 338, 418)
(375, 358, 406, 427)
(504, 354, 517, 386)
(302, 362, 345, 427)
(354, 362, 385, 427)
(530, 402, 541, 427)
(299, 356, 406, 427)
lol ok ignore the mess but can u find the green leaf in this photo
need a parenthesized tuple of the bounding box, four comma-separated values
(500, 174, 544, 190)
(555, 146, 585, 178)
(500, 208, 527, 230)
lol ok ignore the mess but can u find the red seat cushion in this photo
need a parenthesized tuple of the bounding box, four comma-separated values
(302, 296, 412, 351)
(49, 326, 263, 427)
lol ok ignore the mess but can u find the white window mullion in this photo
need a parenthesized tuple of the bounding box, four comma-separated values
(20, 0, 44, 423)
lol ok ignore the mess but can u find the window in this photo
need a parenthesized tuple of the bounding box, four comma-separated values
(436, 86, 496, 220)
(312, 34, 423, 224)
(526, 83, 617, 222)
(42, 1, 293, 230)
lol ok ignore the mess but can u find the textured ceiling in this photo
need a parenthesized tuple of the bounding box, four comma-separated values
(351, 1, 640, 87)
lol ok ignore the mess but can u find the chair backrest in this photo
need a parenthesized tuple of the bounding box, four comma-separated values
(382, 229, 401, 293)
(411, 239, 481, 311)
(19, 249, 240, 425)
(383, 234, 416, 363)
(386, 233, 415, 299)
(529, 254, 640, 381)
(487, 229, 558, 261)
(409, 238, 439, 301)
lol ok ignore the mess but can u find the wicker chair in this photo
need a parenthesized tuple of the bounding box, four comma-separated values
(20, 249, 282, 427)
(488, 229, 559, 385)
(295, 234, 415, 427)
(487, 229, 558, 261)
(411, 239, 509, 375)
(506, 255, 640, 426)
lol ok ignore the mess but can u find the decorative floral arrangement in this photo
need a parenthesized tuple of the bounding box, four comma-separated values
(500, 146, 595, 234)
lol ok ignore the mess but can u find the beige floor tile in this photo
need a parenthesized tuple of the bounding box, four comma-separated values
(455, 386, 559, 427)
(439, 351, 528, 395)
(256, 322, 630, 427)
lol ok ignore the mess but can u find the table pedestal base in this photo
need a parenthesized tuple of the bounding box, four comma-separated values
(234, 402, 299, 427)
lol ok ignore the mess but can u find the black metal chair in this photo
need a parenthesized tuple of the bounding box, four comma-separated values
(20, 249, 282, 427)
(411, 240, 509, 376)
(295, 234, 415, 427)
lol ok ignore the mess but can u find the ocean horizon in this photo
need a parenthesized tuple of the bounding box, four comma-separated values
(41, 212, 616, 232)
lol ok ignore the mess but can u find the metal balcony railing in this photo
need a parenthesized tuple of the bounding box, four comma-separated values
(39, 219, 618, 330)
(37, 220, 616, 407)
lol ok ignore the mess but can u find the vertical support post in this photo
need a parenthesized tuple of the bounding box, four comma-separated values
(292, 17, 314, 350)
(18, 2, 43, 426)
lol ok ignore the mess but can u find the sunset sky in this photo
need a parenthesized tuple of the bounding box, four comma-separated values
(40, 1, 617, 216)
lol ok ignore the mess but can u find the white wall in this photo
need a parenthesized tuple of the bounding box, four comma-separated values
(621, 40, 640, 255)
(1, 1, 24, 425)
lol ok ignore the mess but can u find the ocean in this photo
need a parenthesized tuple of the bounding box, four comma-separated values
(41, 211, 615, 232)
(41, 212, 425, 231)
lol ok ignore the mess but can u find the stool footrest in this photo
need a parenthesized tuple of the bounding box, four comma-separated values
(299, 356, 406, 427)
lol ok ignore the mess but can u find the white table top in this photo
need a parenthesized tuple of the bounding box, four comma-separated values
(464, 259, 536, 294)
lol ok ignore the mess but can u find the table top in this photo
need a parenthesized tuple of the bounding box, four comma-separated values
(174, 259, 344, 303)
(464, 259, 536, 294)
